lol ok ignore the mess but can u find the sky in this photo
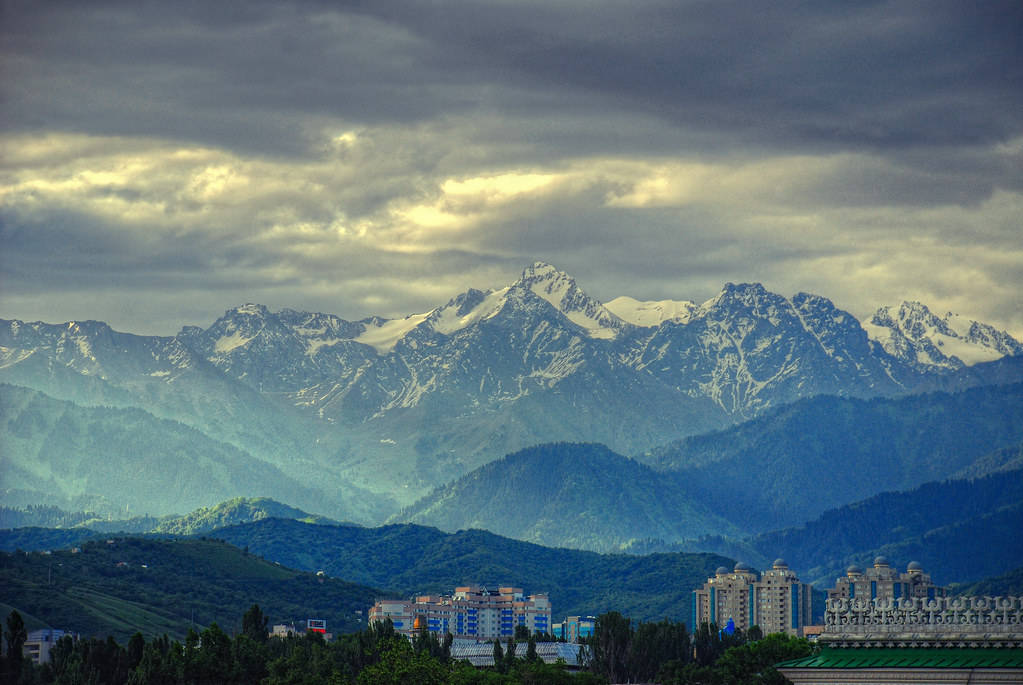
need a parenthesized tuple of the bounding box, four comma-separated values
(2, 0, 1022, 337)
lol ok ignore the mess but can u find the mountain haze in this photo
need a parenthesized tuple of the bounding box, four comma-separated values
(2, 263, 1021, 519)
(0, 384, 343, 518)
(645, 382, 1023, 531)
(392, 443, 739, 551)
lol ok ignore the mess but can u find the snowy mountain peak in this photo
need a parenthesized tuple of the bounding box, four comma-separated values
(519, 261, 564, 282)
(514, 262, 627, 339)
(231, 303, 271, 317)
(864, 301, 1022, 370)
(697, 282, 780, 316)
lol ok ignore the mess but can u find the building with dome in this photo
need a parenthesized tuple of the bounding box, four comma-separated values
(691, 559, 813, 637)
(825, 557, 946, 603)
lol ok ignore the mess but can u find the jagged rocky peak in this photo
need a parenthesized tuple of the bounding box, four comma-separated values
(865, 300, 1023, 369)
(514, 261, 627, 338)
(517, 260, 565, 284)
(697, 282, 792, 321)
(197, 303, 293, 356)
(450, 288, 490, 317)
(878, 301, 955, 337)
(216, 303, 273, 323)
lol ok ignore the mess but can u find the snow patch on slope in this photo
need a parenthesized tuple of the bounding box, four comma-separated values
(355, 312, 432, 354)
(430, 287, 510, 335)
(605, 296, 698, 327)
(214, 330, 256, 353)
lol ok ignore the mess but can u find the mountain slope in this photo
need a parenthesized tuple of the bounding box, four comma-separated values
(643, 383, 1023, 531)
(744, 467, 1023, 585)
(392, 443, 738, 551)
(950, 566, 1023, 597)
(0, 384, 348, 518)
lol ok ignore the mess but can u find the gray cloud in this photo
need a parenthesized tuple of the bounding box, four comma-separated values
(1, 0, 1022, 339)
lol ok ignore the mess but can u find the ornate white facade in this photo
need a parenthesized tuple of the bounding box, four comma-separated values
(823, 596, 1023, 648)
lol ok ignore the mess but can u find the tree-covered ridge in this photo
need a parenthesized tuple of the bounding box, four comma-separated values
(645, 382, 1023, 532)
(393, 443, 739, 552)
(745, 466, 1023, 585)
(0, 537, 380, 642)
(150, 497, 338, 535)
(950, 566, 1023, 597)
(211, 518, 733, 623)
(0, 497, 337, 549)
(636, 464, 1023, 588)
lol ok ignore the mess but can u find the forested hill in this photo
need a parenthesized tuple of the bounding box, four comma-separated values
(211, 518, 734, 623)
(392, 443, 739, 552)
(150, 497, 338, 535)
(644, 382, 1023, 532)
(745, 466, 1023, 585)
(1, 537, 381, 642)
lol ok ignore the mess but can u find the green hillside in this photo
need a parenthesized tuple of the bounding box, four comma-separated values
(953, 442, 1023, 479)
(0, 537, 381, 642)
(393, 442, 739, 552)
(150, 496, 338, 535)
(645, 382, 1023, 531)
(744, 467, 1023, 585)
(211, 518, 734, 623)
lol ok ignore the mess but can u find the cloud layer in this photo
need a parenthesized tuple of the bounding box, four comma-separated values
(2, 1, 1021, 336)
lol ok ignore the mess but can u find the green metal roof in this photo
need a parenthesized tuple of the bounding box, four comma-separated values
(777, 647, 1023, 670)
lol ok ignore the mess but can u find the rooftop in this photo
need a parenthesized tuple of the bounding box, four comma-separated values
(778, 647, 1023, 670)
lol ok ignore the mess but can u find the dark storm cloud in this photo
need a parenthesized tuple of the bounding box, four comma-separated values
(347, 0, 1023, 151)
(1, 0, 1022, 337)
(4, 1, 1019, 158)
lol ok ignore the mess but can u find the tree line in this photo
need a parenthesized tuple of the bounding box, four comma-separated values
(579, 611, 812, 684)
(2, 607, 812, 684)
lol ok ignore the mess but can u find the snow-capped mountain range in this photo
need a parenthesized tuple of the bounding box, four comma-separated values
(863, 301, 1023, 371)
(2, 262, 1021, 518)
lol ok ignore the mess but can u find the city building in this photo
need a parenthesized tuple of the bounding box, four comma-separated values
(552, 616, 596, 643)
(271, 624, 299, 638)
(691, 559, 813, 637)
(826, 557, 946, 603)
(449, 641, 582, 668)
(368, 584, 551, 640)
(776, 594, 1023, 683)
(23, 629, 70, 665)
